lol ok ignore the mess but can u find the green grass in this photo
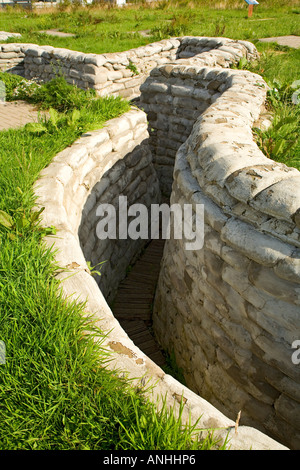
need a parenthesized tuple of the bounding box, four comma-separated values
(0, 0, 299, 54)
(254, 103, 300, 170)
(1, 0, 299, 172)
(235, 50, 300, 170)
(0, 75, 225, 450)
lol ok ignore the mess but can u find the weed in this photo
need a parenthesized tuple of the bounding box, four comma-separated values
(254, 99, 300, 169)
(150, 14, 190, 39)
(0, 206, 55, 241)
(233, 56, 249, 70)
(126, 59, 139, 76)
(86, 260, 107, 277)
(162, 350, 186, 386)
(231, 49, 300, 171)
(214, 21, 226, 37)
(116, 393, 227, 450)
(11, 78, 42, 101)
(26, 75, 96, 112)
(0, 72, 24, 100)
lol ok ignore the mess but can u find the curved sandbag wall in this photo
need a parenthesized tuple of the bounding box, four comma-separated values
(151, 68, 300, 450)
(20, 36, 299, 449)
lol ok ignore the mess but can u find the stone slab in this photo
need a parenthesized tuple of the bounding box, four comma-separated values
(39, 29, 76, 38)
(0, 31, 21, 42)
(259, 35, 300, 49)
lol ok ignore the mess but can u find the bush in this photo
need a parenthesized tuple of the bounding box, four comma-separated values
(29, 76, 97, 112)
(0, 73, 98, 112)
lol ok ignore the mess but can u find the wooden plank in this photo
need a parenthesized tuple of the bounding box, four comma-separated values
(129, 330, 155, 342)
(126, 272, 158, 280)
(113, 300, 154, 307)
(115, 292, 154, 300)
(114, 310, 152, 318)
(119, 321, 146, 335)
(114, 293, 154, 300)
(111, 237, 166, 367)
(148, 351, 166, 367)
(120, 279, 153, 292)
(114, 305, 152, 312)
(114, 312, 152, 321)
(140, 342, 164, 355)
(114, 309, 152, 316)
(114, 303, 152, 310)
(119, 280, 155, 289)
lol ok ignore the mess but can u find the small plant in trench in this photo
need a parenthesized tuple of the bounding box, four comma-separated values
(86, 260, 107, 277)
(126, 59, 139, 76)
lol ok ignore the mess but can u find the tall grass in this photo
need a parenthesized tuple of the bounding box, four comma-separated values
(236, 49, 300, 170)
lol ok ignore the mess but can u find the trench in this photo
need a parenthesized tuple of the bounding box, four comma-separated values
(78, 62, 228, 373)
(77, 117, 171, 370)
(111, 237, 166, 368)
(27, 35, 297, 448)
(78, 158, 173, 371)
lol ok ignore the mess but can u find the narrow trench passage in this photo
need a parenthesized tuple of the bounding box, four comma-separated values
(111, 237, 166, 367)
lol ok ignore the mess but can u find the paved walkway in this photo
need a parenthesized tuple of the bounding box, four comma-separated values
(259, 35, 300, 49)
(0, 101, 46, 132)
(39, 29, 75, 38)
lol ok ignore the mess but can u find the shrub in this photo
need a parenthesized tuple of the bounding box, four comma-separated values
(23, 76, 97, 112)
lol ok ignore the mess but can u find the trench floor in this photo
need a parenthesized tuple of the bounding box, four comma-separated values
(112, 238, 167, 368)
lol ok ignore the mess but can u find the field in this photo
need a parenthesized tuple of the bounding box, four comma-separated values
(0, 0, 299, 56)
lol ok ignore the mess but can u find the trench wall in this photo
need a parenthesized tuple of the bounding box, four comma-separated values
(33, 106, 288, 451)
(78, 111, 161, 303)
(34, 108, 160, 304)
(0, 36, 257, 99)
(152, 70, 300, 449)
(138, 64, 254, 195)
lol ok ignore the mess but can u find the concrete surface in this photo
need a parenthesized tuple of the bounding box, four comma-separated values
(259, 35, 300, 49)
